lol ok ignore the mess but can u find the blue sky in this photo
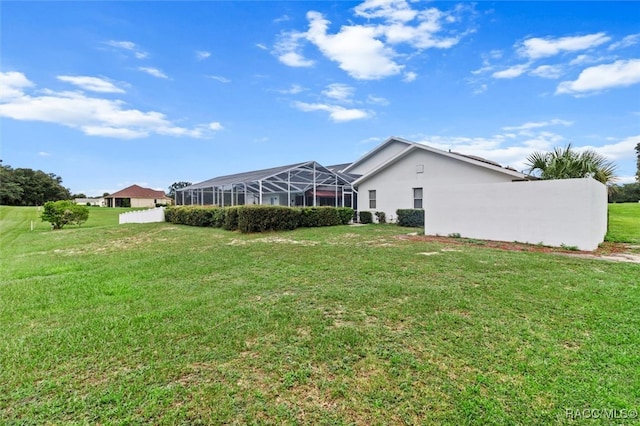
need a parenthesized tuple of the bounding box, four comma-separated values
(1, 1, 639, 196)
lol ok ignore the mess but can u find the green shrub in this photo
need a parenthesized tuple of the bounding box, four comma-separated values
(375, 211, 386, 224)
(299, 207, 341, 228)
(41, 200, 90, 230)
(167, 205, 352, 232)
(336, 207, 354, 225)
(396, 209, 424, 227)
(165, 206, 220, 227)
(359, 211, 373, 224)
(238, 206, 300, 233)
(223, 206, 241, 231)
(212, 208, 226, 228)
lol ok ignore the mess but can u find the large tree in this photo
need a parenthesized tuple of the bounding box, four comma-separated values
(525, 144, 617, 185)
(636, 142, 640, 183)
(0, 162, 71, 205)
(168, 181, 192, 199)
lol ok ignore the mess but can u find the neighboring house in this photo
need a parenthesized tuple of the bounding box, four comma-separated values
(105, 185, 172, 208)
(351, 137, 528, 222)
(74, 197, 105, 207)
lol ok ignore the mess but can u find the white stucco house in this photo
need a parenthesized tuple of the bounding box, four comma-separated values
(177, 136, 608, 250)
(348, 137, 527, 222)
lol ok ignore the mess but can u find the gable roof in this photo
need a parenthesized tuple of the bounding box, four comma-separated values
(342, 136, 412, 174)
(352, 139, 528, 186)
(107, 184, 167, 199)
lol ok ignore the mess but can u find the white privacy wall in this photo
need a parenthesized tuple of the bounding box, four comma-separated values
(424, 178, 608, 251)
(119, 207, 166, 224)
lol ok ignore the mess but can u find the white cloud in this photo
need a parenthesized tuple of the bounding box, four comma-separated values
(57, 75, 125, 93)
(293, 101, 371, 122)
(492, 63, 529, 79)
(529, 65, 563, 79)
(275, 2, 471, 80)
(208, 122, 224, 131)
(278, 51, 315, 67)
(105, 40, 148, 59)
(354, 0, 418, 23)
(274, 14, 291, 23)
(608, 34, 640, 51)
(206, 75, 231, 83)
(196, 50, 211, 60)
(322, 83, 355, 102)
(138, 67, 169, 79)
(0, 71, 220, 140)
(367, 94, 389, 105)
(502, 119, 573, 132)
(0, 71, 34, 100)
(578, 134, 640, 161)
(256, 43, 268, 50)
(403, 71, 417, 82)
(556, 59, 640, 95)
(517, 32, 611, 59)
(38, 151, 51, 157)
(274, 31, 315, 67)
(277, 84, 305, 95)
(306, 11, 403, 80)
(473, 84, 488, 95)
(414, 128, 566, 172)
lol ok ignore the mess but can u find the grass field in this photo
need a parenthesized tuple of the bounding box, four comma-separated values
(606, 203, 640, 243)
(1, 205, 639, 424)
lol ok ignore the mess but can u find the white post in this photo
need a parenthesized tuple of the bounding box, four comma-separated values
(313, 162, 317, 207)
(288, 170, 291, 207)
(259, 180, 263, 205)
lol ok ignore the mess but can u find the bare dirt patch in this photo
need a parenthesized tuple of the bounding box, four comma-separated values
(399, 234, 640, 263)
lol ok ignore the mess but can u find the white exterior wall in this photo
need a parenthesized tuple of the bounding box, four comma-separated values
(119, 207, 166, 224)
(356, 149, 515, 222)
(347, 140, 410, 176)
(130, 198, 158, 208)
(424, 178, 607, 251)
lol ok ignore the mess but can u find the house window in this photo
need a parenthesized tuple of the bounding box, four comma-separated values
(413, 188, 423, 209)
(416, 164, 424, 174)
(369, 190, 376, 209)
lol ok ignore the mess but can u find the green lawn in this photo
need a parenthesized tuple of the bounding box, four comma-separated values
(1, 206, 639, 424)
(606, 203, 640, 243)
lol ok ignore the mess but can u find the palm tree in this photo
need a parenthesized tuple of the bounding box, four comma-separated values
(525, 144, 617, 185)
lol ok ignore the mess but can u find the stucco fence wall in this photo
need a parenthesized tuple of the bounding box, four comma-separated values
(119, 207, 166, 224)
(424, 178, 607, 251)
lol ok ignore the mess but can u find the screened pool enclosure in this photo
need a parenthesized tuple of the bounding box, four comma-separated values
(176, 161, 359, 208)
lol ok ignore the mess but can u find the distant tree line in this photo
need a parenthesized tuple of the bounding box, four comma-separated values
(609, 142, 640, 203)
(0, 161, 71, 206)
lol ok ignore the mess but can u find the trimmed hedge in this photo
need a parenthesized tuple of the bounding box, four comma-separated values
(359, 211, 373, 224)
(164, 206, 220, 227)
(396, 209, 424, 227)
(238, 206, 300, 233)
(165, 205, 354, 233)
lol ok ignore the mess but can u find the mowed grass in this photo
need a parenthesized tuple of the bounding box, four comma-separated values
(607, 203, 640, 243)
(1, 206, 639, 425)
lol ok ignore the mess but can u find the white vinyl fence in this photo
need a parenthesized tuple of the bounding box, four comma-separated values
(424, 178, 607, 251)
(119, 207, 166, 224)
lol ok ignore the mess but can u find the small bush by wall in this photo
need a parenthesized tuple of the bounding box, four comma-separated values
(397, 209, 424, 227)
(359, 211, 373, 224)
(375, 211, 387, 224)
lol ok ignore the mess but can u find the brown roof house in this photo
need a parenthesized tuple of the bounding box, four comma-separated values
(105, 184, 172, 208)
